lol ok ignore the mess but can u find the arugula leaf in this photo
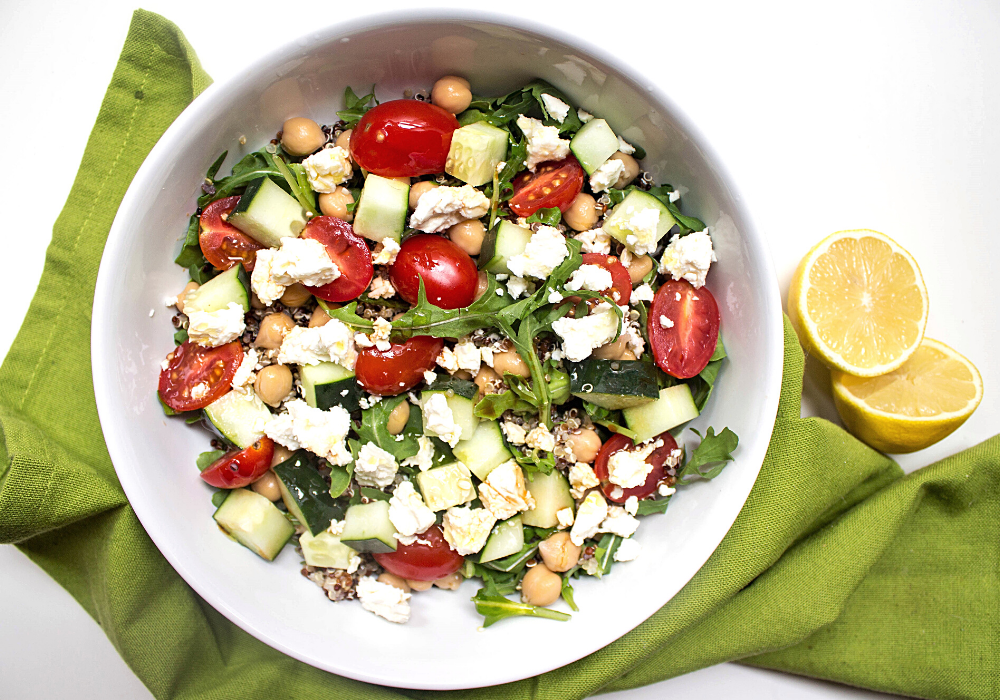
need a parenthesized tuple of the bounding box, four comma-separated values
(645, 185, 706, 234)
(173, 329, 189, 345)
(635, 497, 672, 516)
(509, 444, 556, 477)
(479, 542, 539, 574)
(474, 391, 535, 419)
(211, 490, 228, 508)
(337, 85, 378, 128)
(263, 150, 317, 214)
(355, 396, 421, 461)
(526, 207, 561, 226)
(473, 565, 520, 596)
(561, 567, 580, 611)
(197, 150, 281, 209)
(196, 450, 225, 472)
(386, 276, 513, 339)
(581, 401, 637, 440)
(457, 109, 490, 127)
(526, 80, 583, 134)
(677, 427, 739, 482)
(496, 136, 528, 203)
(205, 151, 227, 181)
(591, 533, 622, 578)
(471, 589, 571, 627)
(174, 214, 217, 284)
(328, 453, 355, 498)
(688, 336, 727, 410)
(360, 486, 391, 502)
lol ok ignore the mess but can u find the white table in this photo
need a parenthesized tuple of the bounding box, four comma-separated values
(2, 1, 996, 698)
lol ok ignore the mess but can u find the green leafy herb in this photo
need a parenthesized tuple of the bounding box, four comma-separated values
(472, 565, 520, 595)
(526, 207, 561, 226)
(581, 401, 637, 440)
(211, 490, 228, 508)
(510, 443, 556, 477)
(197, 150, 282, 209)
(263, 150, 317, 214)
(174, 214, 217, 284)
(474, 391, 535, 420)
(471, 589, 571, 627)
(479, 542, 539, 574)
(635, 497, 672, 516)
(590, 533, 622, 578)
(174, 329, 189, 345)
(337, 86, 378, 128)
(645, 185, 706, 234)
(328, 461, 354, 498)
(157, 392, 177, 416)
(561, 568, 580, 611)
(196, 450, 226, 471)
(495, 136, 528, 204)
(359, 486, 391, 502)
(355, 396, 422, 462)
(678, 427, 739, 482)
(688, 336, 727, 410)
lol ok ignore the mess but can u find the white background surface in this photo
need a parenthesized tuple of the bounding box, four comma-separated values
(1, 1, 996, 698)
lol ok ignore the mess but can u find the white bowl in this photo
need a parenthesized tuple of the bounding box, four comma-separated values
(92, 10, 783, 690)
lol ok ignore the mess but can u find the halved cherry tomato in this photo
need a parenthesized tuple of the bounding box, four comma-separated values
(158, 341, 243, 412)
(373, 524, 464, 581)
(300, 216, 374, 302)
(199, 437, 275, 489)
(199, 196, 264, 272)
(350, 100, 459, 177)
(389, 234, 478, 309)
(594, 432, 679, 503)
(648, 279, 720, 379)
(580, 253, 632, 306)
(354, 336, 444, 396)
(508, 156, 585, 217)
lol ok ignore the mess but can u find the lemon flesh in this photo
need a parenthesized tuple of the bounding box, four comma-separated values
(832, 338, 983, 453)
(789, 230, 928, 376)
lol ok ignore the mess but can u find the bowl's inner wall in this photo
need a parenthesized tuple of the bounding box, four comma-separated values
(97, 17, 779, 689)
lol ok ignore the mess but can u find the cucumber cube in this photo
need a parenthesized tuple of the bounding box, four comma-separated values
(602, 190, 677, 251)
(453, 420, 512, 481)
(570, 119, 620, 174)
(182, 265, 250, 314)
(299, 531, 358, 569)
(416, 461, 476, 512)
(228, 177, 307, 248)
(479, 515, 524, 563)
(354, 174, 409, 242)
(479, 220, 533, 275)
(445, 122, 509, 186)
(623, 384, 700, 444)
(213, 489, 294, 561)
(204, 389, 272, 449)
(521, 470, 574, 528)
(299, 361, 360, 412)
(340, 500, 397, 553)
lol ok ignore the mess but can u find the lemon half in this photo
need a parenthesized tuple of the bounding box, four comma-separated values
(832, 338, 983, 453)
(789, 230, 929, 376)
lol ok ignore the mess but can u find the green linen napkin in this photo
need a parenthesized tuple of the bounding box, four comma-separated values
(1, 10, 996, 700)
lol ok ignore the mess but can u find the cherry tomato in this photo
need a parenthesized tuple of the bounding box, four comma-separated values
(158, 341, 243, 412)
(354, 336, 444, 396)
(389, 234, 478, 309)
(594, 432, 679, 503)
(580, 253, 632, 306)
(199, 196, 263, 272)
(300, 216, 374, 302)
(350, 100, 459, 177)
(373, 525, 464, 581)
(648, 279, 720, 379)
(508, 156, 585, 217)
(199, 438, 275, 489)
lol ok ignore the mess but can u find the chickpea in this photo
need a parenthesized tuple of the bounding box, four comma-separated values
(592, 334, 629, 360)
(250, 292, 265, 310)
(433, 572, 463, 590)
(318, 186, 354, 221)
(627, 254, 654, 284)
(492, 350, 531, 379)
(620, 349, 638, 361)
(431, 75, 472, 114)
(280, 283, 312, 308)
(611, 152, 640, 189)
(270, 444, 295, 468)
(378, 573, 411, 593)
(406, 579, 434, 592)
(454, 369, 473, 381)
(386, 401, 410, 435)
(473, 270, 490, 301)
(281, 117, 325, 157)
(563, 193, 598, 232)
(409, 180, 438, 209)
(474, 365, 500, 395)
(390, 176, 411, 186)
(335, 128, 352, 152)
(565, 428, 602, 464)
(255, 364, 293, 407)
(254, 312, 295, 349)
(309, 307, 332, 328)
(174, 281, 200, 313)
(520, 563, 562, 607)
(251, 471, 282, 502)
(538, 531, 582, 573)
(448, 219, 486, 256)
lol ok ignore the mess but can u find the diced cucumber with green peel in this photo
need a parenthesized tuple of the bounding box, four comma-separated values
(340, 500, 397, 553)
(478, 220, 533, 274)
(567, 358, 659, 410)
(182, 265, 250, 315)
(570, 118, 620, 174)
(522, 470, 574, 528)
(213, 489, 294, 561)
(445, 121, 509, 186)
(479, 515, 524, 563)
(623, 384, 700, 444)
(203, 389, 272, 449)
(602, 190, 677, 249)
(421, 390, 479, 442)
(228, 177, 307, 248)
(272, 451, 344, 536)
(299, 361, 360, 412)
(453, 420, 512, 481)
(416, 461, 476, 512)
(353, 174, 409, 242)
(299, 530, 357, 569)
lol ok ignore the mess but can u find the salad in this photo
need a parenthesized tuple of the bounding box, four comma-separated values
(158, 76, 739, 627)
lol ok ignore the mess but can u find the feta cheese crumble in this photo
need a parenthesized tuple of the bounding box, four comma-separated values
(278, 320, 357, 369)
(606, 439, 662, 488)
(356, 576, 410, 623)
(570, 490, 609, 546)
(589, 158, 625, 193)
(478, 461, 535, 520)
(613, 537, 642, 562)
(516, 116, 571, 171)
(600, 506, 640, 538)
(302, 146, 352, 193)
(408, 185, 489, 233)
(556, 507, 575, 529)
(264, 400, 352, 465)
(501, 421, 527, 445)
(617, 136, 636, 155)
(367, 275, 396, 299)
(506, 276, 530, 299)
(577, 108, 594, 123)
(251, 237, 341, 305)
(620, 207, 661, 256)
(231, 348, 259, 389)
(371, 317, 392, 352)
(372, 237, 401, 266)
(565, 264, 613, 293)
(658, 230, 717, 288)
(435, 346, 459, 373)
(550, 302, 621, 362)
(575, 228, 611, 255)
(401, 436, 436, 472)
(186, 302, 246, 348)
(659, 315, 675, 329)
(506, 226, 569, 280)
(388, 480, 436, 545)
(354, 442, 399, 488)
(539, 93, 571, 123)
(568, 461, 600, 499)
(525, 425, 556, 452)
(453, 338, 482, 374)
(421, 392, 462, 447)
(442, 506, 497, 555)
(631, 283, 655, 303)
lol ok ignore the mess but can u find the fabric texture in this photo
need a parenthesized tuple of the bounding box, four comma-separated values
(1, 10, 996, 700)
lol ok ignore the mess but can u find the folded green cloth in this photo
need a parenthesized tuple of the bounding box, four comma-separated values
(1, 10, 996, 700)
